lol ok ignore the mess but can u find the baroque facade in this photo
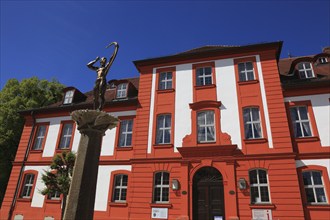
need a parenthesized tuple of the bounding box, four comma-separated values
(1, 42, 330, 220)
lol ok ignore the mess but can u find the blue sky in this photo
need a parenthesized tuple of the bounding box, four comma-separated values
(1, 0, 329, 92)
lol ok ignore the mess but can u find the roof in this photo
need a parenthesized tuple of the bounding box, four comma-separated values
(20, 77, 140, 115)
(278, 50, 330, 89)
(133, 41, 283, 68)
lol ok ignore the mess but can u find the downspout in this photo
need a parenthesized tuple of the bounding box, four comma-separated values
(8, 111, 36, 220)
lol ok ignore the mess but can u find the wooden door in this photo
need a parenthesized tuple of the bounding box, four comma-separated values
(193, 167, 225, 220)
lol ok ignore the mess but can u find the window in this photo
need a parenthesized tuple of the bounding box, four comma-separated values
(289, 106, 312, 138)
(297, 62, 314, 79)
(156, 115, 171, 144)
(112, 174, 128, 202)
(118, 119, 133, 147)
(32, 125, 47, 150)
(20, 174, 35, 198)
(238, 62, 255, 81)
(63, 90, 74, 104)
(302, 171, 328, 204)
(153, 172, 170, 203)
(318, 57, 328, 64)
(58, 122, 74, 149)
(116, 83, 128, 98)
(48, 191, 61, 200)
(196, 67, 212, 86)
(159, 72, 173, 90)
(197, 111, 215, 143)
(243, 107, 262, 139)
(249, 169, 270, 204)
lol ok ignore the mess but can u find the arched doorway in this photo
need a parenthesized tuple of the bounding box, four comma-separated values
(193, 166, 225, 220)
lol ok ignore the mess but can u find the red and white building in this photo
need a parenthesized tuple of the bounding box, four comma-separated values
(1, 42, 329, 220)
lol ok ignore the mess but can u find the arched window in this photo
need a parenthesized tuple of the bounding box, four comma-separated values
(302, 171, 327, 204)
(112, 174, 128, 202)
(249, 169, 271, 204)
(19, 173, 36, 199)
(153, 172, 170, 203)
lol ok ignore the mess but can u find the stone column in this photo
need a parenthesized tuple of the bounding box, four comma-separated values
(64, 110, 118, 220)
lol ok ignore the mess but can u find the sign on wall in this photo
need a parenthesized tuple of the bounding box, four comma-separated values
(151, 208, 168, 219)
(252, 209, 272, 220)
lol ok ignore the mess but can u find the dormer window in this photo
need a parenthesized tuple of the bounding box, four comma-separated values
(318, 57, 328, 64)
(116, 83, 128, 98)
(297, 62, 315, 79)
(63, 90, 74, 104)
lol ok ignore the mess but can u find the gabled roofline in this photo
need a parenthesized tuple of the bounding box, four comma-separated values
(133, 41, 283, 69)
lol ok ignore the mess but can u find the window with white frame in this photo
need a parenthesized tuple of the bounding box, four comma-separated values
(303, 171, 328, 204)
(118, 119, 133, 147)
(153, 172, 170, 203)
(116, 83, 128, 98)
(58, 123, 73, 149)
(159, 72, 173, 90)
(197, 111, 215, 143)
(48, 191, 61, 200)
(243, 107, 262, 139)
(249, 169, 270, 204)
(318, 57, 328, 64)
(32, 125, 47, 150)
(196, 67, 212, 86)
(112, 174, 128, 202)
(63, 90, 74, 104)
(297, 62, 315, 79)
(156, 114, 171, 144)
(238, 62, 255, 81)
(20, 174, 35, 198)
(289, 106, 312, 138)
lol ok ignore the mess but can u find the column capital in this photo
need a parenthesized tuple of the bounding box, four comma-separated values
(71, 110, 118, 135)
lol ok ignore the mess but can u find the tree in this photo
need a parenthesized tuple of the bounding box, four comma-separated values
(41, 151, 76, 220)
(0, 77, 65, 206)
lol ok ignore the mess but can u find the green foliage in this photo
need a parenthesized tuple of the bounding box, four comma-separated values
(0, 77, 65, 206)
(41, 151, 76, 220)
(41, 151, 76, 197)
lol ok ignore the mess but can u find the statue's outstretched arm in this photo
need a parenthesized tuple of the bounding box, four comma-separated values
(105, 42, 119, 74)
(87, 57, 100, 71)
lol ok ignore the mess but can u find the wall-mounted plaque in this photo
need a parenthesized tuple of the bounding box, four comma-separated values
(151, 208, 168, 219)
(252, 209, 272, 220)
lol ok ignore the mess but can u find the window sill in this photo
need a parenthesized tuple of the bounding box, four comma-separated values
(156, 89, 175, 93)
(116, 147, 133, 151)
(150, 203, 172, 208)
(238, 80, 259, 85)
(295, 136, 319, 142)
(244, 138, 268, 144)
(45, 199, 61, 204)
(153, 144, 173, 149)
(16, 198, 32, 202)
(29, 149, 43, 153)
(109, 202, 128, 207)
(194, 84, 216, 90)
(305, 204, 330, 210)
(55, 148, 71, 153)
(249, 203, 276, 209)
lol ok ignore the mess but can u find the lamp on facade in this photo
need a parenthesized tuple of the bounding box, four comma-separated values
(238, 178, 247, 190)
(172, 179, 180, 190)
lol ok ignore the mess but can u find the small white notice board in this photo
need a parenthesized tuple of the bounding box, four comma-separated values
(151, 208, 168, 219)
(252, 209, 272, 220)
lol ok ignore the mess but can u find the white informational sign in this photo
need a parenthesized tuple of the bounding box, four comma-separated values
(214, 216, 223, 220)
(252, 209, 272, 220)
(151, 208, 168, 219)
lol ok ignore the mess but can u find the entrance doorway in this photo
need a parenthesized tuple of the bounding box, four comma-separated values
(193, 167, 225, 220)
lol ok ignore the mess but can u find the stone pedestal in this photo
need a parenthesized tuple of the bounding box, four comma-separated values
(63, 110, 118, 220)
